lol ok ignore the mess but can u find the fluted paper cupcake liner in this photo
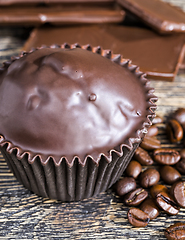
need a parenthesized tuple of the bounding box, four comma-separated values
(1, 143, 139, 201)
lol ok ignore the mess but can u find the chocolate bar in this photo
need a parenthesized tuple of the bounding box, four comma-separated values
(179, 53, 185, 70)
(0, 0, 114, 5)
(23, 24, 185, 81)
(117, 0, 185, 34)
(0, 4, 125, 26)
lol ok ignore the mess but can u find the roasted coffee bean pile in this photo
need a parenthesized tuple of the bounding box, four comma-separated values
(115, 108, 185, 239)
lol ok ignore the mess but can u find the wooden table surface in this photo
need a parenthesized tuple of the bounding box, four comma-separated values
(1, 1, 185, 239)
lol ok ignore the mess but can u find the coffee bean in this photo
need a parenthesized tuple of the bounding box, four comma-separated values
(140, 136, 161, 150)
(166, 119, 183, 143)
(170, 181, 185, 208)
(140, 198, 160, 220)
(139, 168, 160, 188)
(152, 115, 163, 124)
(125, 160, 142, 179)
(153, 148, 181, 165)
(150, 184, 180, 215)
(116, 108, 185, 229)
(127, 208, 150, 227)
(164, 222, 185, 240)
(172, 108, 185, 130)
(134, 147, 154, 165)
(180, 149, 185, 159)
(116, 177, 136, 197)
(150, 184, 168, 198)
(146, 125, 158, 137)
(124, 188, 148, 206)
(175, 158, 185, 174)
(156, 192, 179, 215)
(160, 166, 181, 185)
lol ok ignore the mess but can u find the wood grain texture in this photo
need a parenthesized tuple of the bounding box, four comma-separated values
(0, 27, 31, 63)
(1, 0, 185, 239)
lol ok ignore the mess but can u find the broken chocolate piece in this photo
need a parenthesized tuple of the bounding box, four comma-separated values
(0, 4, 125, 26)
(0, 0, 114, 5)
(117, 0, 185, 34)
(179, 51, 185, 70)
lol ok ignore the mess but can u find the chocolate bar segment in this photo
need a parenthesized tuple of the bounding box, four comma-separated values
(0, 5, 125, 26)
(0, 0, 114, 5)
(117, 0, 185, 34)
(179, 51, 185, 70)
(23, 24, 185, 81)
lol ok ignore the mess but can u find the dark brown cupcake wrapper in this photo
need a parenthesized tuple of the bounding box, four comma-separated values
(1, 142, 139, 201)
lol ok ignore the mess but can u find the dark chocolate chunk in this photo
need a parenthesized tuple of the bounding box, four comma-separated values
(0, 4, 125, 26)
(0, 0, 114, 5)
(117, 0, 185, 34)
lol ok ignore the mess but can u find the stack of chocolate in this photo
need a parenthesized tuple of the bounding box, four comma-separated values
(1, 0, 185, 81)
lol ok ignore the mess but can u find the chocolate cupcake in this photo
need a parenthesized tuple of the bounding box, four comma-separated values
(0, 44, 157, 201)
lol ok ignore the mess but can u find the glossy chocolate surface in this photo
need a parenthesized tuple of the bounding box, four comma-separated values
(117, 0, 185, 34)
(0, 47, 155, 164)
(0, 4, 125, 26)
(23, 25, 185, 81)
(180, 55, 185, 70)
(0, 0, 114, 5)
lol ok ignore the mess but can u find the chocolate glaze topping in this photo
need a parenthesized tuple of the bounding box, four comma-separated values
(0, 45, 156, 166)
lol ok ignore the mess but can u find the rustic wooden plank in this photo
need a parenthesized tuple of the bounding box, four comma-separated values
(162, 0, 185, 11)
(0, 27, 31, 63)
